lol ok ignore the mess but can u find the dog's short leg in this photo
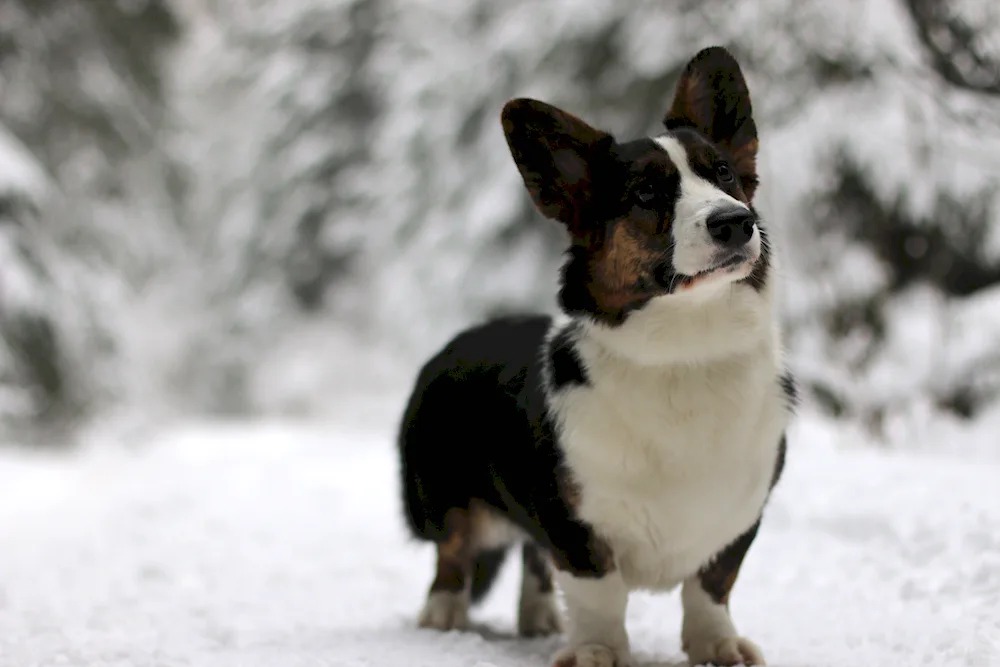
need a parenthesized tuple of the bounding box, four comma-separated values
(518, 542, 562, 637)
(681, 521, 765, 666)
(418, 509, 472, 631)
(551, 569, 630, 667)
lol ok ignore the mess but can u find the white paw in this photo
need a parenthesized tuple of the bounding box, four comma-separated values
(685, 635, 765, 666)
(552, 643, 631, 667)
(518, 593, 564, 637)
(417, 590, 469, 631)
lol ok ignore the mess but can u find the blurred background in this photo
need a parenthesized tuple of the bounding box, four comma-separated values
(1, 0, 999, 454)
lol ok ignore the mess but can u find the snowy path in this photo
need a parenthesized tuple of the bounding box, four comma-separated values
(1, 416, 998, 667)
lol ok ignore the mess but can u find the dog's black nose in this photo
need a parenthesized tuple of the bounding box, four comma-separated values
(706, 208, 755, 248)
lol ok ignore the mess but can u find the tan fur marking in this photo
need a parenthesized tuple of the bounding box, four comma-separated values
(429, 508, 472, 593)
(438, 530, 464, 560)
(731, 137, 759, 201)
(591, 222, 661, 312)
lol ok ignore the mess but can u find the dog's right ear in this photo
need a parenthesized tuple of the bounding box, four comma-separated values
(663, 47, 759, 200)
(501, 98, 613, 233)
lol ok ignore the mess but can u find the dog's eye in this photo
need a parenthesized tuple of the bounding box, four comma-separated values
(715, 163, 735, 184)
(635, 185, 657, 206)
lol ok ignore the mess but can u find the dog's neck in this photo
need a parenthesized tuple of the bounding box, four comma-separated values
(577, 281, 777, 368)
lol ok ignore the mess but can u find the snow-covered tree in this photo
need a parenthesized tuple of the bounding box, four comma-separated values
(1, 0, 998, 450)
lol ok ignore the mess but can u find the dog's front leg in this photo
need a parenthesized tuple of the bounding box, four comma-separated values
(681, 520, 766, 666)
(528, 490, 630, 666)
(551, 568, 630, 667)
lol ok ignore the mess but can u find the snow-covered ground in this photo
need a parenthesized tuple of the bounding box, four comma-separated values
(1, 410, 998, 667)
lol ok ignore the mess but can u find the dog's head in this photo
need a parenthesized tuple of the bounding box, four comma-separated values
(501, 46, 768, 327)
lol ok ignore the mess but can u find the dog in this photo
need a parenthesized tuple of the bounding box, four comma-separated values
(396, 46, 796, 667)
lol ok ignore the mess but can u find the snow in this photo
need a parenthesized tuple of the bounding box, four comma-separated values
(2, 410, 998, 667)
(0, 126, 48, 197)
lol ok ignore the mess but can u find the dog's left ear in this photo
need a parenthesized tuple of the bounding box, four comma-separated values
(664, 46, 759, 200)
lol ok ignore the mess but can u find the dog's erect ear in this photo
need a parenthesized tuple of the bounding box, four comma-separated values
(501, 98, 613, 233)
(664, 47, 759, 200)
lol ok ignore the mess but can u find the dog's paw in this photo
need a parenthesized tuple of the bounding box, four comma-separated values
(552, 643, 630, 667)
(685, 635, 765, 666)
(518, 593, 563, 637)
(417, 591, 469, 631)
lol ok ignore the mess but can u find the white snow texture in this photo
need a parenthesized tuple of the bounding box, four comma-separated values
(1, 411, 999, 667)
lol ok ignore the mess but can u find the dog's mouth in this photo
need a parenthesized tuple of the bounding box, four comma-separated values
(676, 252, 756, 290)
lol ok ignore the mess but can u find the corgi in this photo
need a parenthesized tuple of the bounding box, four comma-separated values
(397, 46, 796, 667)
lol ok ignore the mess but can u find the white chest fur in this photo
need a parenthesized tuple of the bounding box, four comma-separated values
(547, 302, 789, 592)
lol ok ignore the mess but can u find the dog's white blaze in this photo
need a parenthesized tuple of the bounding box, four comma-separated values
(652, 135, 761, 277)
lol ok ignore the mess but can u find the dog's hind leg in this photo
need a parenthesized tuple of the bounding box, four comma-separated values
(418, 507, 474, 630)
(518, 542, 563, 636)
